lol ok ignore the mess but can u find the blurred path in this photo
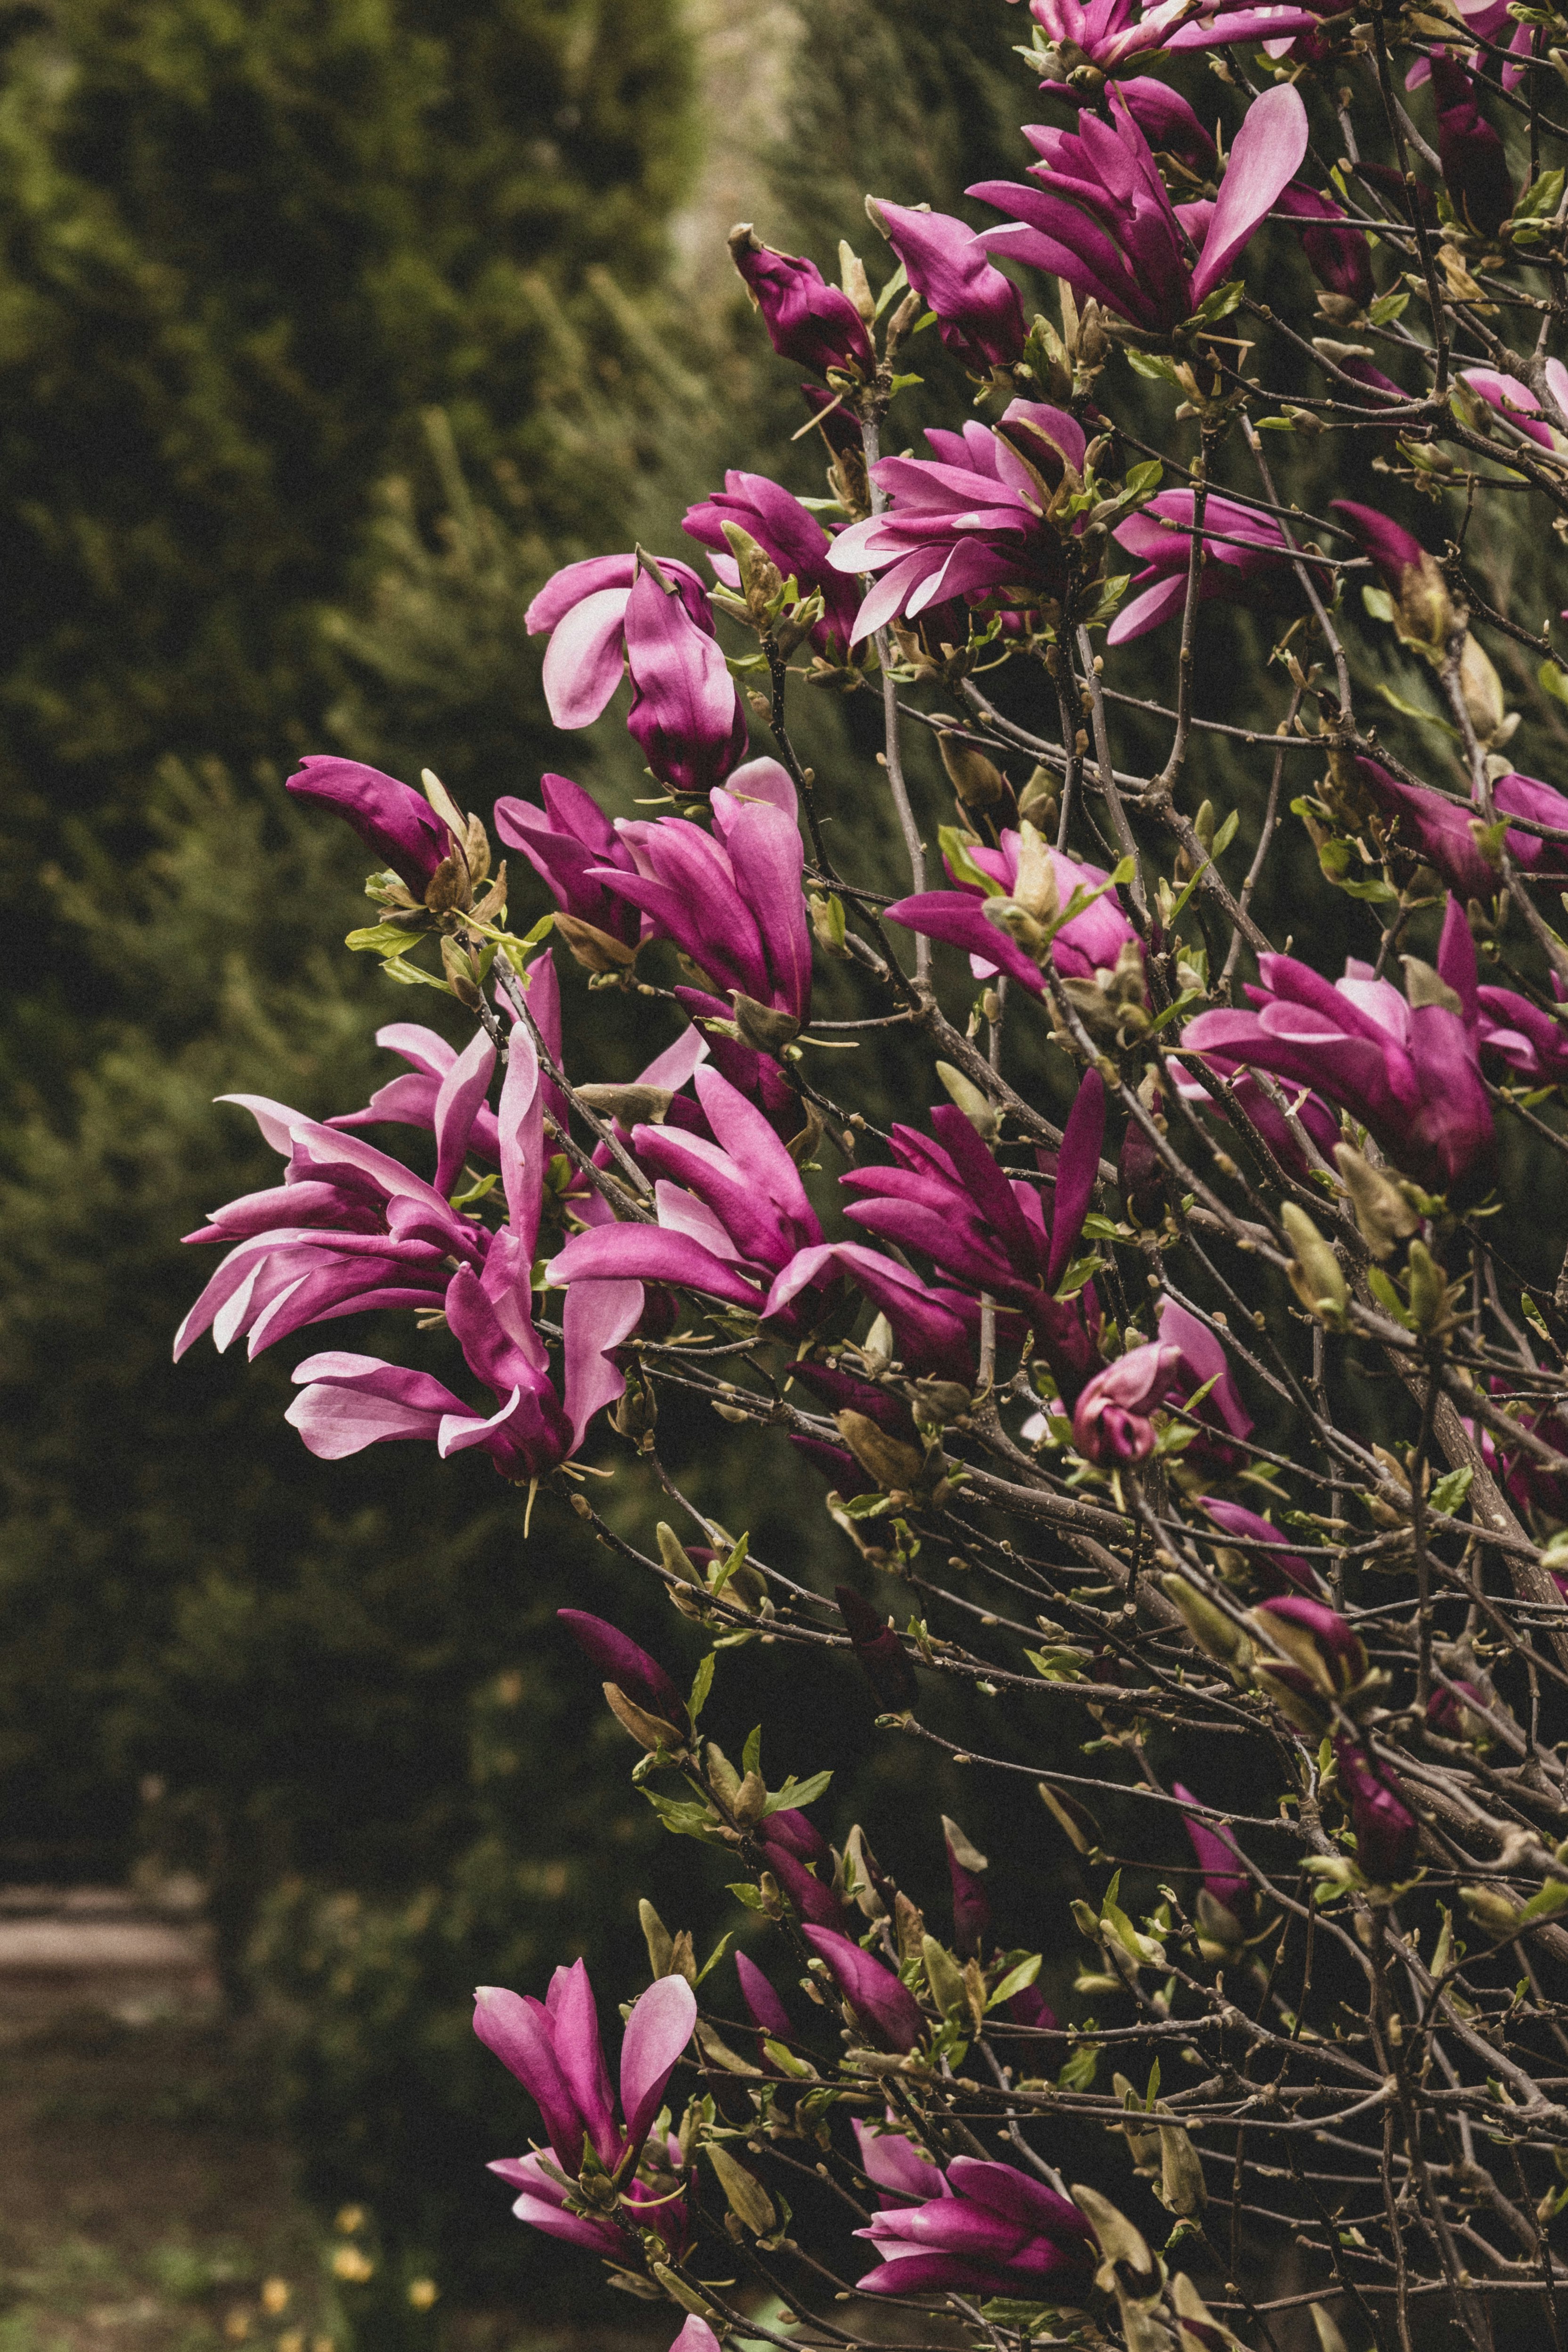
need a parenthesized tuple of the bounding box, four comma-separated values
(670, 0, 799, 296)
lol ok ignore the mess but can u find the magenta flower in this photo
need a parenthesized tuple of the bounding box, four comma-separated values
(682, 471, 861, 656)
(1255, 1594, 1368, 1709)
(623, 567, 750, 796)
(855, 2155, 1095, 2300)
(1355, 757, 1568, 898)
(867, 199, 1027, 372)
(728, 229, 875, 379)
(1476, 976, 1568, 1086)
(1157, 1298, 1252, 1468)
(836, 1585, 921, 1713)
(524, 552, 713, 731)
(972, 84, 1308, 336)
(1181, 898, 1495, 1193)
(1108, 490, 1315, 645)
(179, 1025, 644, 1480)
(547, 1062, 827, 1324)
(1199, 1496, 1320, 1595)
(479, 1964, 696, 2257)
(1072, 1340, 1185, 1464)
(839, 1069, 1108, 1402)
(557, 1610, 689, 1735)
(888, 828, 1136, 996)
(1277, 185, 1374, 309)
(827, 400, 1089, 643)
(1023, 0, 1320, 77)
(1172, 1781, 1249, 1917)
(768, 1242, 987, 1388)
(735, 1950, 793, 2056)
(1430, 57, 1514, 239)
(1334, 1739, 1419, 1883)
(593, 760, 812, 1027)
(493, 773, 644, 952)
(855, 2118, 945, 2204)
(1115, 77, 1217, 177)
(802, 1925, 926, 2052)
(1460, 367, 1560, 452)
(285, 757, 455, 893)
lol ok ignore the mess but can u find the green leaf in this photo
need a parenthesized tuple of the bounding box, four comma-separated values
(1124, 458, 1164, 498)
(345, 920, 428, 956)
(873, 260, 910, 318)
(643, 1789, 727, 1844)
(1025, 1646, 1090, 1682)
(986, 1953, 1043, 2010)
(709, 1532, 752, 1599)
(1058, 2039, 1099, 2091)
(764, 1769, 832, 1814)
(1122, 347, 1183, 385)
(1368, 290, 1410, 327)
(689, 1651, 716, 1726)
(1361, 584, 1395, 624)
(379, 953, 451, 991)
(761, 2037, 817, 2079)
(1510, 166, 1564, 223)
(1376, 680, 1455, 735)
(1429, 1465, 1473, 1518)
(694, 1933, 734, 1987)
(1367, 1266, 1414, 1327)
(1211, 807, 1240, 858)
(1188, 278, 1244, 324)
(1539, 660, 1568, 710)
(938, 825, 1004, 896)
(742, 1724, 762, 1778)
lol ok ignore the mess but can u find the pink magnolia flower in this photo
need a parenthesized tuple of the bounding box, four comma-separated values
(887, 827, 1136, 996)
(1199, 1496, 1320, 1595)
(1108, 490, 1318, 644)
(624, 568, 750, 795)
(839, 1069, 1107, 1403)
(1157, 1297, 1252, 1469)
(1354, 756, 1568, 898)
(867, 199, 1027, 371)
(682, 470, 861, 657)
(1334, 1739, 1419, 1882)
(1460, 364, 1568, 453)
(803, 1925, 926, 2052)
(827, 400, 1087, 643)
(854, 2153, 1095, 2300)
(285, 756, 456, 893)
(493, 772, 644, 951)
(1072, 1340, 1186, 1463)
(478, 1964, 697, 2260)
(1476, 975, 1568, 1087)
(557, 1610, 690, 1736)
(972, 84, 1308, 335)
(1182, 899, 1495, 1194)
(1115, 77, 1217, 176)
(728, 228, 876, 379)
(1277, 184, 1375, 310)
(1023, 0, 1320, 79)
(524, 552, 712, 730)
(1172, 1780, 1249, 1917)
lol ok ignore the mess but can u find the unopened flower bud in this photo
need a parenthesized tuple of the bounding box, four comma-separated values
(1405, 1238, 1454, 1337)
(935, 1061, 1001, 1143)
(835, 1410, 926, 1491)
(810, 891, 848, 957)
(838, 239, 876, 323)
(552, 911, 638, 973)
(1012, 819, 1061, 924)
(1162, 1575, 1253, 1670)
(603, 1681, 686, 1753)
(1016, 765, 1059, 832)
(574, 1083, 676, 1128)
(1458, 633, 1510, 745)
(1460, 1882, 1525, 1936)
(720, 519, 786, 617)
(937, 728, 1007, 809)
(1281, 1202, 1349, 1327)
(733, 1769, 768, 1829)
(730, 994, 803, 1056)
(707, 2143, 777, 2236)
(921, 1933, 968, 2022)
(1334, 1145, 1419, 1259)
(1159, 2123, 1207, 2216)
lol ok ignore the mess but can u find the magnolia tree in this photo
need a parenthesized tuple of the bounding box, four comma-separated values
(180, 3, 1568, 2345)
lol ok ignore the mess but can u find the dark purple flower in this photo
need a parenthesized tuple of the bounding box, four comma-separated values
(867, 199, 1027, 371)
(524, 552, 714, 730)
(766, 1836, 850, 1928)
(728, 227, 875, 379)
(479, 1964, 695, 2258)
(839, 1070, 1108, 1403)
(836, 1585, 921, 1713)
(1072, 1341, 1186, 1464)
(285, 757, 453, 894)
(855, 2155, 1095, 2300)
(1108, 490, 1318, 645)
(944, 1816, 992, 1955)
(558, 1611, 688, 1735)
(1461, 368, 1559, 451)
(1199, 1496, 1320, 1595)
(1331, 500, 1453, 649)
(683, 471, 861, 657)
(828, 400, 1087, 643)
(1355, 757, 1568, 899)
(972, 85, 1307, 335)
(1277, 185, 1375, 309)
(1172, 1780, 1249, 1916)
(493, 773, 644, 952)
(1334, 1738, 1420, 1882)
(1477, 976, 1568, 1087)
(1157, 1298, 1253, 1469)
(1182, 898, 1495, 1194)
(888, 825, 1136, 998)
(735, 1951, 792, 2063)
(1253, 1597, 1368, 1733)
(803, 1926, 927, 2053)
(1115, 78, 1217, 178)
(1429, 56, 1514, 239)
